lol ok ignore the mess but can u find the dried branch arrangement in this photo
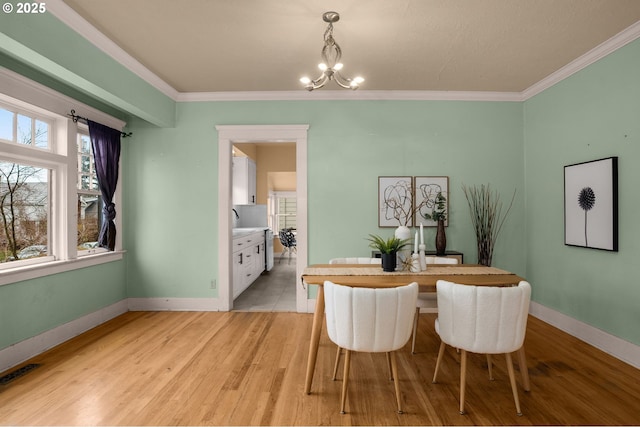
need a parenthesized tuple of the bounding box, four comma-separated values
(462, 183, 516, 266)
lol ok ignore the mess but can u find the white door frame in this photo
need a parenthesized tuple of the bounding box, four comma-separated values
(216, 125, 309, 312)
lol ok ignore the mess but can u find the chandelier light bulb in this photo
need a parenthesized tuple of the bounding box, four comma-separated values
(300, 11, 364, 91)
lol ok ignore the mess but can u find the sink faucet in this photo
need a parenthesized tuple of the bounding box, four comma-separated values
(232, 209, 239, 220)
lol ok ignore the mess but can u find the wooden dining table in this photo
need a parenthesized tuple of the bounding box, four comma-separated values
(301, 263, 530, 395)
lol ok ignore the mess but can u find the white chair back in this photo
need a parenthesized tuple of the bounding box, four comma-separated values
(425, 256, 458, 264)
(324, 281, 418, 353)
(436, 280, 531, 354)
(329, 257, 382, 264)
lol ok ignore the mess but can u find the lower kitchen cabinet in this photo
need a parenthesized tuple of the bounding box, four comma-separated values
(232, 231, 266, 299)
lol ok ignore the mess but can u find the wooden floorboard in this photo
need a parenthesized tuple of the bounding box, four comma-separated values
(1, 311, 639, 425)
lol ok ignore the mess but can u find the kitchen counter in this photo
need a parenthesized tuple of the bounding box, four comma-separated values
(232, 227, 269, 237)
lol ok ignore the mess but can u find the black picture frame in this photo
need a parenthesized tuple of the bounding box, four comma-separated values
(564, 157, 618, 251)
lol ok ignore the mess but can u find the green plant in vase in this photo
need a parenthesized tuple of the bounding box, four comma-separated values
(366, 234, 409, 272)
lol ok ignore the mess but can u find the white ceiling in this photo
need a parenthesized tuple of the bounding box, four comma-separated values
(60, 0, 640, 95)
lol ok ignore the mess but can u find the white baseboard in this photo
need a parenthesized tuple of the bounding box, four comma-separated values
(0, 299, 128, 373)
(530, 301, 640, 369)
(127, 297, 219, 311)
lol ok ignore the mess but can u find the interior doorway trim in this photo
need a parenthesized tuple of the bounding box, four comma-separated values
(216, 125, 309, 312)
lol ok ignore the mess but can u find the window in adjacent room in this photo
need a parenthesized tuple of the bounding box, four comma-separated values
(269, 191, 297, 232)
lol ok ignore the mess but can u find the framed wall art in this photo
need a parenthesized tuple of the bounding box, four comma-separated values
(564, 157, 618, 251)
(414, 176, 449, 226)
(378, 176, 413, 227)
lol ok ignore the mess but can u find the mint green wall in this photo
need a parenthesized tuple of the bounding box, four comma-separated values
(124, 100, 526, 299)
(2, 10, 639, 356)
(0, 12, 175, 127)
(524, 39, 640, 344)
(0, 261, 125, 349)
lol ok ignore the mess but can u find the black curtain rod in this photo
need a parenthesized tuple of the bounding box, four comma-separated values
(67, 110, 132, 138)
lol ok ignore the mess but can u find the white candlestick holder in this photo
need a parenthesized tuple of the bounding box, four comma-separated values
(419, 244, 427, 270)
(410, 253, 421, 273)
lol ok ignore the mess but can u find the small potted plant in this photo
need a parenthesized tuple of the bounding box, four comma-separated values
(422, 191, 448, 255)
(366, 234, 409, 272)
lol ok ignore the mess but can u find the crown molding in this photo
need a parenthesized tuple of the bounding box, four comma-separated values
(522, 20, 640, 100)
(176, 90, 524, 102)
(45, 0, 640, 104)
(46, 0, 180, 100)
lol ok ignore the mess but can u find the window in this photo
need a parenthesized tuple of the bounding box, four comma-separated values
(0, 92, 120, 277)
(76, 131, 103, 253)
(0, 104, 54, 264)
(0, 160, 51, 263)
(0, 106, 51, 150)
(269, 191, 297, 232)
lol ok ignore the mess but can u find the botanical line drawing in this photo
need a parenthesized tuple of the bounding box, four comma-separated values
(382, 179, 413, 226)
(417, 183, 444, 222)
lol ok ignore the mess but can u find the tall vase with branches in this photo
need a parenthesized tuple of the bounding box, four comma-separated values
(462, 184, 516, 266)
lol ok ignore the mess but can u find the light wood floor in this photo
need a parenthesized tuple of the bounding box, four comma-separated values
(1, 311, 639, 425)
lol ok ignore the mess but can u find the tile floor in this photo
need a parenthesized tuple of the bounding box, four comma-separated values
(232, 257, 297, 311)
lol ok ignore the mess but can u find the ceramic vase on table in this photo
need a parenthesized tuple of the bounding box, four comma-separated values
(435, 219, 447, 256)
(395, 225, 411, 270)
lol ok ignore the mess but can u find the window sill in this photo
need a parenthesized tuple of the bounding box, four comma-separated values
(0, 251, 125, 287)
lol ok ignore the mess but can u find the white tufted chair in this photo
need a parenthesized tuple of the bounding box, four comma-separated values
(432, 280, 531, 416)
(411, 256, 459, 353)
(329, 257, 382, 264)
(324, 280, 418, 414)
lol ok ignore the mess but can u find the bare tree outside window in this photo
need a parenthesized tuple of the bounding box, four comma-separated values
(0, 111, 50, 262)
(0, 161, 48, 261)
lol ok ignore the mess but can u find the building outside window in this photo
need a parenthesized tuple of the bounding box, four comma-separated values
(76, 131, 102, 251)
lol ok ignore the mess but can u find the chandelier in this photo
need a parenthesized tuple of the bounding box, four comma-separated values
(300, 11, 364, 91)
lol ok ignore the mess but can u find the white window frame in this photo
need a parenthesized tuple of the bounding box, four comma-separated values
(0, 67, 123, 286)
(269, 191, 297, 232)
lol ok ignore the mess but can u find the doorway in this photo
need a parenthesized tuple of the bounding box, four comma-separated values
(216, 125, 309, 313)
(232, 144, 297, 311)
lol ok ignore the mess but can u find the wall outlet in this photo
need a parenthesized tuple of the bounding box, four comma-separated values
(210, 280, 216, 289)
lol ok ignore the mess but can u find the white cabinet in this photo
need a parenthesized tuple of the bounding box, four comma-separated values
(232, 156, 256, 205)
(232, 230, 265, 299)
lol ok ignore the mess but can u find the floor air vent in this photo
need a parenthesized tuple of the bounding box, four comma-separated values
(0, 363, 41, 386)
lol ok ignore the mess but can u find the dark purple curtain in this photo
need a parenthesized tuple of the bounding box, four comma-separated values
(88, 120, 121, 251)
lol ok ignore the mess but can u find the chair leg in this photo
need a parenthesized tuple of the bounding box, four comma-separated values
(340, 349, 351, 414)
(459, 349, 467, 415)
(389, 351, 403, 414)
(411, 307, 420, 354)
(517, 346, 531, 392)
(386, 352, 393, 380)
(487, 354, 494, 380)
(432, 341, 446, 383)
(505, 352, 523, 416)
(332, 346, 342, 380)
